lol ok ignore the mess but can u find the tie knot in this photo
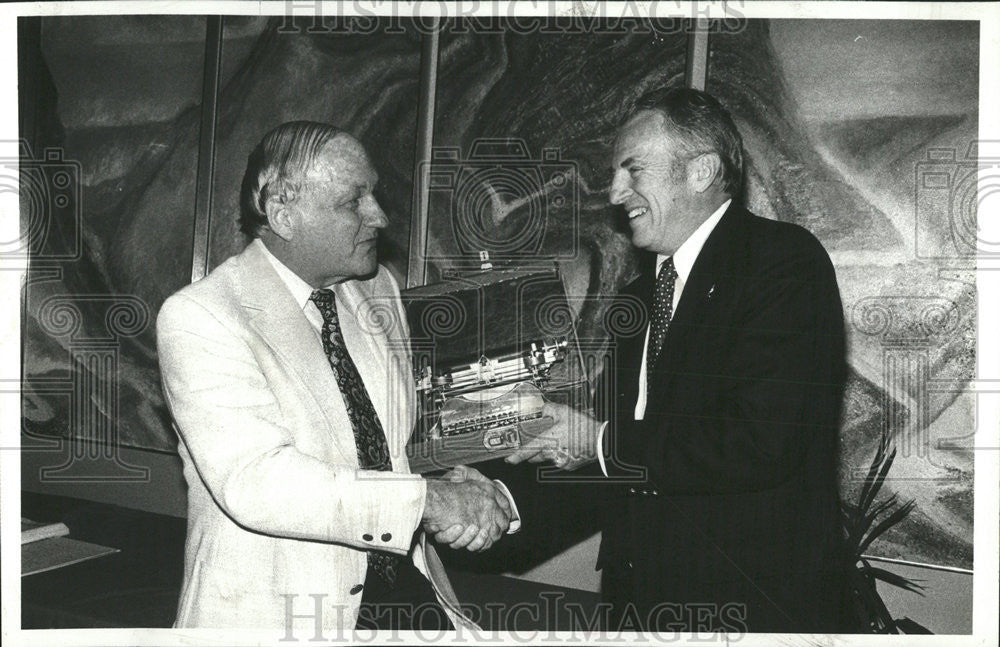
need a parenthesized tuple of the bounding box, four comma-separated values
(658, 256, 677, 282)
(310, 289, 338, 320)
(310, 288, 335, 307)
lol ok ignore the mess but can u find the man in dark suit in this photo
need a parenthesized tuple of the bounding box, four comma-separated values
(508, 88, 848, 633)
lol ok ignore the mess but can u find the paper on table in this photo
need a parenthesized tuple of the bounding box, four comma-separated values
(21, 518, 70, 545)
(21, 536, 119, 577)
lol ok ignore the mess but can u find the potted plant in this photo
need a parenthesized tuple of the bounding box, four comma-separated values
(841, 428, 932, 634)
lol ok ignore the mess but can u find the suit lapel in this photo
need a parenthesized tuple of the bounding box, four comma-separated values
(334, 275, 416, 466)
(600, 252, 656, 420)
(653, 204, 745, 394)
(235, 243, 359, 463)
(630, 252, 657, 306)
(618, 253, 655, 399)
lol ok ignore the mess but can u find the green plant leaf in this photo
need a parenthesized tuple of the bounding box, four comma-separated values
(894, 617, 933, 634)
(860, 495, 900, 537)
(860, 446, 897, 514)
(841, 430, 925, 633)
(857, 432, 891, 505)
(863, 565, 926, 595)
(859, 499, 916, 554)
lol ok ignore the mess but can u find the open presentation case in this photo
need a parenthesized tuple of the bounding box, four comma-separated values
(401, 264, 591, 474)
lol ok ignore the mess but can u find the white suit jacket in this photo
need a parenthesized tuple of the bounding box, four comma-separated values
(156, 241, 473, 632)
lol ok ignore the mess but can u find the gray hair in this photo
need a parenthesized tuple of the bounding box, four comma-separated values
(239, 121, 343, 237)
(628, 87, 745, 199)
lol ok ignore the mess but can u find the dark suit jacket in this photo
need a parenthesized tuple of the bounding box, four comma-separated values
(598, 203, 848, 632)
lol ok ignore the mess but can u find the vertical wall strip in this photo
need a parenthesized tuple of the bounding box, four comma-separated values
(685, 18, 710, 91)
(18, 17, 43, 149)
(190, 16, 223, 283)
(405, 17, 441, 289)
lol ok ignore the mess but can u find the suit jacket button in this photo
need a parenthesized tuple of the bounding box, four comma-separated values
(350, 584, 364, 595)
(627, 487, 636, 495)
(381, 533, 392, 542)
(362, 533, 373, 541)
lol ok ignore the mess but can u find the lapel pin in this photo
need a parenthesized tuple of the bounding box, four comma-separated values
(707, 285, 715, 298)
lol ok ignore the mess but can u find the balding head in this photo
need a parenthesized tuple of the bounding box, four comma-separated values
(239, 121, 344, 238)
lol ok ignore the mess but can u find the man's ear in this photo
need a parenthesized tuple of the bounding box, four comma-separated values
(264, 195, 295, 241)
(689, 153, 722, 194)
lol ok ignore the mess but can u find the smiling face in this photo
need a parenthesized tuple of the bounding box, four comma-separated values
(609, 110, 709, 256)
(284, 134, 388, 286)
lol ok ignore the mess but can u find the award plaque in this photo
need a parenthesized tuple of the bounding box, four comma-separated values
(402, 265, 591, 474)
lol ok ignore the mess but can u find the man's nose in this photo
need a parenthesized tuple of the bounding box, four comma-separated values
(365, 198, 389, 229)
(608, 170, 631, 205)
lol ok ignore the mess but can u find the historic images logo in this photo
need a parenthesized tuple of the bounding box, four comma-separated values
(278, 1, 749, 36)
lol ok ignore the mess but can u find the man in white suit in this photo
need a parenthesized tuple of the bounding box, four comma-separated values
(157, 121, 514, 634)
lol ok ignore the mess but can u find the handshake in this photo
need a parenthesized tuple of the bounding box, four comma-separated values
(419, 402, 603, 552)
(421, 465, 513, 553)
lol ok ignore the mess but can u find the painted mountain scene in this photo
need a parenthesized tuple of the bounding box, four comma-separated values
(21, 16, 976, 568)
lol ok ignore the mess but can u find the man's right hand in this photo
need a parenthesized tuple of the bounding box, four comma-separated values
(422, 470, 510, 552)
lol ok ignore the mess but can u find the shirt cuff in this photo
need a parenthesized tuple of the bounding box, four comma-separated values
(597, 421, 610, 477)
(492, 479, 521, 534)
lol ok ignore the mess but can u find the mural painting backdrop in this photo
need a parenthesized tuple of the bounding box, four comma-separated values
(21, 16, 976, 569)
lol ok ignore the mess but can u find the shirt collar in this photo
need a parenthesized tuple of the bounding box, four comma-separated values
(657, 198, 731, 282)
(254, 238, 321, 311)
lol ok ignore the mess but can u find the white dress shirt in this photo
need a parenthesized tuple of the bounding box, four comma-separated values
(597, 199, 731, 476)
(256, 238, 336, 334)
(256, 239, 520, 532)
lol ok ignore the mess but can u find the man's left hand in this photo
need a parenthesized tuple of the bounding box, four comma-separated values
(505, 401, 600, 470)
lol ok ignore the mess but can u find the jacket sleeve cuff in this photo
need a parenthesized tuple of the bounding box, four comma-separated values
(491, 479, 521, 533)
(597, 421, 610, 477)
(356, 470, 427, 555)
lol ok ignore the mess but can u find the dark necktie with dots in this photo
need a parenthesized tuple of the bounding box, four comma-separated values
(646, 257, 678, 390)
(310, 288, 399, 587)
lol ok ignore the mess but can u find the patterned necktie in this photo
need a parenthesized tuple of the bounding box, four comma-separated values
(646, 256, 678, 385)
(310, 288, 398, 586)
